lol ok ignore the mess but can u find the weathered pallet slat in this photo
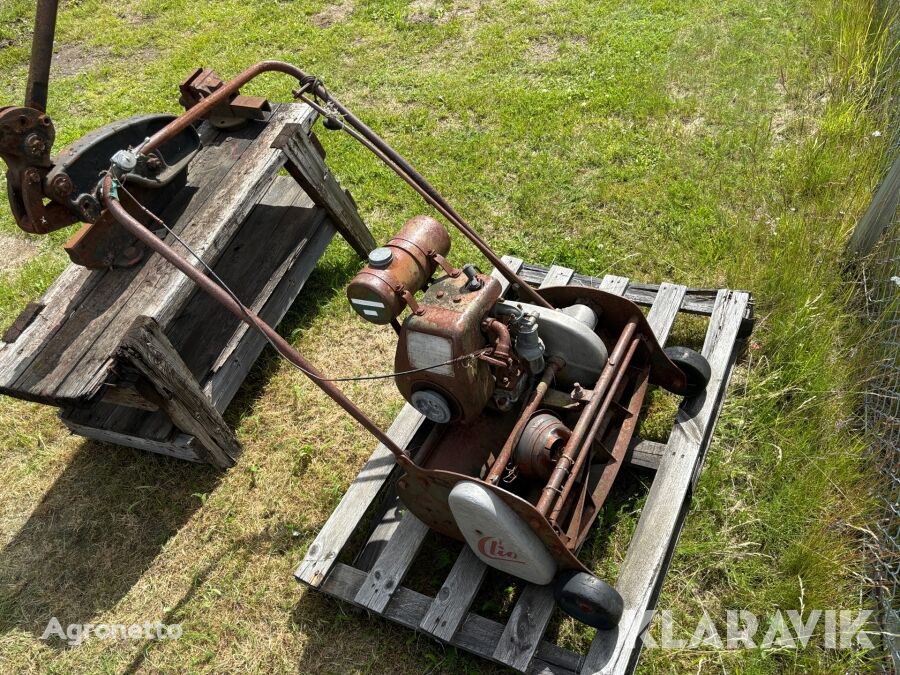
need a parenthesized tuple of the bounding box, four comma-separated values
(297, 261, 750, 675)
(322, 562, 581, 675)
(515, 264, 754, 336)
(354, 512, 430, 612)
(295, 404, 425, 587)
(418, 545, 488, 641)
(580, 289, 750, 674)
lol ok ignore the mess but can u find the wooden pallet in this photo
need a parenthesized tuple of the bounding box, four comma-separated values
(295, 257, 753, 673)
(0, 103, 375, 468)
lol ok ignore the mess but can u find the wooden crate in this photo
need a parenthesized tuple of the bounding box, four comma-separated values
(0, 103, 375, 468)
(295, 257, 753, 674)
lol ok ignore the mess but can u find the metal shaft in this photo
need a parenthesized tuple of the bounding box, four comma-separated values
(25, 0, 58, 111)
(536, 317, 639, 515)
(548, 337, 638, 524)
(101, 174, 411, 464)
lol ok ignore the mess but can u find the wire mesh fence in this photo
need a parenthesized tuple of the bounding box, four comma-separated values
(857, 38, 900, 666)
(861, 192, 899, 671)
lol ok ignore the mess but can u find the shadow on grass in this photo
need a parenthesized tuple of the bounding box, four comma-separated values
(0, 252, 362, 648)
(0, 439, 221, 644)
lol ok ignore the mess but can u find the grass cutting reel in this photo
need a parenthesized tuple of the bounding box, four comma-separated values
(2, 0, 712, 632)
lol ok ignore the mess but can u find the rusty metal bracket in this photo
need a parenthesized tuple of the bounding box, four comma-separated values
(179, 68, 271, 129)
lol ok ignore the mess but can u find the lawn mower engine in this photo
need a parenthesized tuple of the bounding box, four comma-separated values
(348, 215, 606, 427)
(347, 216, 710, 630)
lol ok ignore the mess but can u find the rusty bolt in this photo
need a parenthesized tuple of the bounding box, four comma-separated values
(25, 133, 45, 156)
(452, 296, 461, 303)
(49, 173, 74, 200)
(146, 155, 163, 172)
(571, 382, 584, 400)
(24, 168, 41, 184)
(435, 290, 445, 298)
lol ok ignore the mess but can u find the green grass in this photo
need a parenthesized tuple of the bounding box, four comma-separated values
(0, 0, 896, 672)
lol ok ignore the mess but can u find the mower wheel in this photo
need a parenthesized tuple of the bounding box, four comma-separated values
(664, 346, 711, 397)
(553, 570, 624, 630)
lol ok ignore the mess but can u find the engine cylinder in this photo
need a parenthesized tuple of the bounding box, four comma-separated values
(347, 215, 451, 324)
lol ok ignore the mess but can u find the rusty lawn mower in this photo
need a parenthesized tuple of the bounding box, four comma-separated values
(1, 1, 712, 630)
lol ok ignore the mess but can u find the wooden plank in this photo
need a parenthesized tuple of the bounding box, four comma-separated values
(354, 512, 431, 613)
(165, 175, 312, 383)
(320, 562, 581, 675)
(99, 382, 160, 411)
(1, 301, 44, 344)
(204, 217, 336, 410)
(493, 585, 558, 671)
(116, 316, 241, 469)
(490, 256, 525, 296)
(0, 122, 224, 399)
(295, 404, 425, 587)
(624, 438, 666, 471)
(34, 104, 317, 404)
(60, 174, 330, 444)
(581, 290, 750, 675)
(2, 123, 229, 403)
(280, 128, 376, 258)
(419, 546, 488, 641)
(59, 417, 202, 463)
(599, 274, 629, 295)
(644, 283, 686, 346)
(539, 265, 575, 289)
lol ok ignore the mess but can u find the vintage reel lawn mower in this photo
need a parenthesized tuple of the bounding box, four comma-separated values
(1, 0, 710, 631)
(344, 217, 709, 629)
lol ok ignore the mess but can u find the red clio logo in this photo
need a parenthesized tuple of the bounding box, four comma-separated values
(477, 536, 524, 564)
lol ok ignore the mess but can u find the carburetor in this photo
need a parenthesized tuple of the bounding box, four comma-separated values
(347, 216, 545, 424)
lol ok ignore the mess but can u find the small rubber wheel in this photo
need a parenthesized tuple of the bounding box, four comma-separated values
(553, 570, 624, 630)
(664, 346, 711, 397)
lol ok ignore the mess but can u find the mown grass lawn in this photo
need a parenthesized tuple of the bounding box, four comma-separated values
(0, 0, 895, 672)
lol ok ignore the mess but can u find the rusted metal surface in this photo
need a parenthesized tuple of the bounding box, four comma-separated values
(395, 272, 502, 423)
(179, 67, 271, 128)
(24, 0, 58, 112)
(548, 337, 639, 526)
(347, 215, 451, 324)
(571, 365, 650, 550)
(134, 60, 547, 307)
(513, 411, 571, 480)
(536, 317, 638, 516)
(0, 106, 72, 234)
(485, 358, 562, 484)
